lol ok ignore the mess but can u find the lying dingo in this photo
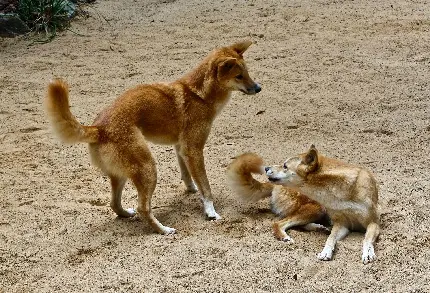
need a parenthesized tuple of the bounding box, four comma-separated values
(227, 153, 329, 243)
(269, 145, 380, 264)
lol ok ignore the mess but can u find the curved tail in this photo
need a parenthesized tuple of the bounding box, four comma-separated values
(45, 79, 99, 144)
(226, 153, 273, 202)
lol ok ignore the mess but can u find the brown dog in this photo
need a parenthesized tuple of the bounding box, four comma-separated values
(269, 145, 380, 264)
(227, 153, 329, 242)
(45, 41, 261, 235)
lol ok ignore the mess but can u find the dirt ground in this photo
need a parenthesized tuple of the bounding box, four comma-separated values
(1, 0, 429, 292)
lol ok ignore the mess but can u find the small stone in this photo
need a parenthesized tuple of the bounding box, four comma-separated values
(293, 274, 298, 280)
(0, 13, 30, 37)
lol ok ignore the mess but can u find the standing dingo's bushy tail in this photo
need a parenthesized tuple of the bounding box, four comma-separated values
(227, 153, 273, 202)
(45, 79, 99, 144)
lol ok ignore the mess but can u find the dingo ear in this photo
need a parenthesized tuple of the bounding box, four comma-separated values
(297, 145, 319, 177)
(229, 40, 253, 55)
(304, 145, 319, 172)
(218, 57, 237, 77)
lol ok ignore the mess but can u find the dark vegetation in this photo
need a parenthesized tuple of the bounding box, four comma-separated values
(0, 0, 94, 41)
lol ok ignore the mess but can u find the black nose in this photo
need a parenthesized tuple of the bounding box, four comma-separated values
(255, 84, 261, 93)
(264, 167, 270, 172)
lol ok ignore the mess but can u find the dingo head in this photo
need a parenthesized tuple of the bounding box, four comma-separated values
(265, 145, 320, 186)
(216, 41, 261, 95)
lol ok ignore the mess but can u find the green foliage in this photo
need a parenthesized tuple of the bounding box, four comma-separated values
(17, 0, 75, 41)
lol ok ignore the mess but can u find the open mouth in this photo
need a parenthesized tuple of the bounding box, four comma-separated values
(268, 177, 281, 182)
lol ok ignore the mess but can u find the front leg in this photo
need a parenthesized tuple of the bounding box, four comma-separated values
(175, 145, 198, 193)
(317, 224, 349, 261)
(177, 145, 221, 220)
(362, 222, 380, 264)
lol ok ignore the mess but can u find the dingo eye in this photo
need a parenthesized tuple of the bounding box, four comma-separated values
(235, 74, 243, 80)
(283, 163, 288, 170)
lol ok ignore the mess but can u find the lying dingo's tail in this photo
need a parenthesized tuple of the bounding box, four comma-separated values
(227, 153, 273, 202)
(45, 79, 99, 144)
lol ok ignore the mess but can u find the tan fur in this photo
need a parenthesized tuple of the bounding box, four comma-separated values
(227, 153, 328, 242)
(274, 145, 380, 264)
(45, 41, 261, 235)
(45, 81, 99, 143)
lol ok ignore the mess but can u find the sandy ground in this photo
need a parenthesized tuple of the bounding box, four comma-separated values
(1, 0, 430, 292)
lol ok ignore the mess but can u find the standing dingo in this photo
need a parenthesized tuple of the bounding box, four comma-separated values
(45, 41, 261, 235)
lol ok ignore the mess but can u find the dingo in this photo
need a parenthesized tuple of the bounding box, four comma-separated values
(269, 145, 380, 264)
(227, 153, 329, 243)
(45, 41, 261, 235)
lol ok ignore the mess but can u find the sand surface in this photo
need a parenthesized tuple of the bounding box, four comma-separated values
(1, 0, 429, 292)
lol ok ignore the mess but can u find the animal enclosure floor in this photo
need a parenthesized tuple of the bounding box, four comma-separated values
(0, 0, 429, 292)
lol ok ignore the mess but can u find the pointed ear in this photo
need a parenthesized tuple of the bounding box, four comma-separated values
(218, 57, 237, 77)
(297, 145, 319, 177)
(304, 144, 319, 172)
(229, 40, 253, 56)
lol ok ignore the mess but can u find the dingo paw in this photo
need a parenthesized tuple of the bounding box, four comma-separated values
(281, 235, 294, 243)
(202, 199, 221, 220)
(116, 208, 136, 218)
(317, 247, 333, 261)
(206, 211, 222, 220)
(162, 226, 176, 235)
(362, 245, 376, 264)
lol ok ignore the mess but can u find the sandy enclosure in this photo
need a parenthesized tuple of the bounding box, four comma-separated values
(1, 0, 429, 292)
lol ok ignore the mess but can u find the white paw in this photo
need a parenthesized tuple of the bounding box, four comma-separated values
(126, 208, 137, 216)
(162, 226, 176, 235)
(206, 211, 222, 220)
(303, 223, 330, 233)
(186, 182, 198, 193)
(202, 199, 221, 220)
(281, 235, 294, 243)
(316, 224, 331, 233)
(317, 247, 333, 261)
(116, 208, 136, 218)
(322, 226, 331, 234)
(362, 245, 376, 264)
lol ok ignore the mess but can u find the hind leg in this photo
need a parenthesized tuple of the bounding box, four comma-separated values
(105, 134, 175, 235)
(109, 175, 136, 218)
(273, 217, 308, 243)
(362, 222, 380, 264)
(131, 170, 175, 235)
(126, 147, 176, 235)
(175, 145, 198, 193)
(302, 223, 330, 233)
(273, 220, 328, 243)
(273, 203, 328, 242)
